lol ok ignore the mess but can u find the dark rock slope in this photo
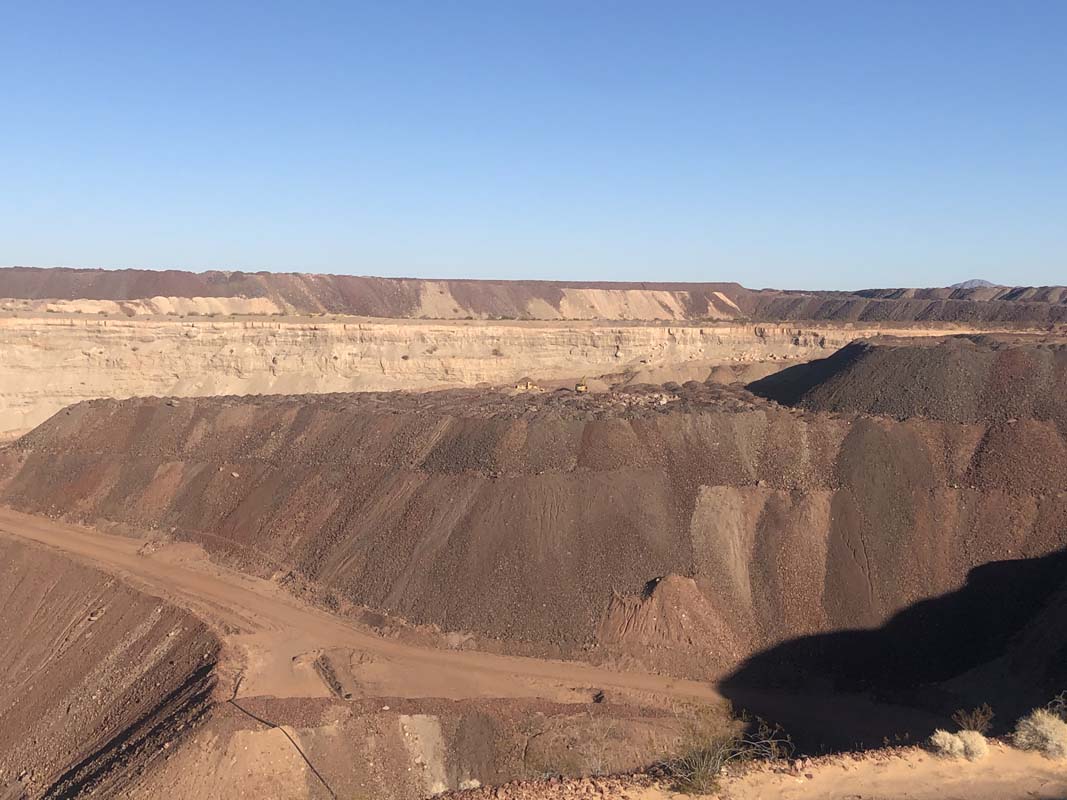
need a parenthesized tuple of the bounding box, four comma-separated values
(750, 334, 1067, 427)
(2, 370, 1064, 689)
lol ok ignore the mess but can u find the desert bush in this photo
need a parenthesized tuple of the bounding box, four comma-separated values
(930, 728, 989, 761)
(930, 729, 966, 758)
(1014, 708, 1067, 759)
(665, 733, 742, 793)
(957, 730, 989, 761)
(952, 703, 994, 734)
(660, 716, 793, 794)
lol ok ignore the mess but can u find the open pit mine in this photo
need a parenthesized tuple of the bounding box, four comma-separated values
(0, 267, 1065, 799)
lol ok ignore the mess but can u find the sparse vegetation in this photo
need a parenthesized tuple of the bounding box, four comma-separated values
(930, 729, 966, 759)
(1014, 708, 1067, 759)
(931, 726, 989, 761)
(957, 730, 990, 761)
(1047, 691, 1067, 720)
(659, 715, 793, 794)
(952, 703, 994, 734)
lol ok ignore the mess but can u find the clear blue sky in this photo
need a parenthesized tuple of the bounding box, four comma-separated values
(2, 1, 1065, 289)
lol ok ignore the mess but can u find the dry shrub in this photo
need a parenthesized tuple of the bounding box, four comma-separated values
(1014, 709, 1067, 759)
(1047, 692, 1067, 720)
(951, 703, 994, 734)
(957, 730, 989, 761)
(931, 728, 990, 761)
(660, 716, 793, 794)
(930, 729, 966, 758)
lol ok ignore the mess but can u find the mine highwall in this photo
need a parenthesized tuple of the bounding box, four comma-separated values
(0, 313, 990, 437)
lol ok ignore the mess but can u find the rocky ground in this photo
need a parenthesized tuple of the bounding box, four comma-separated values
(438, 742, 1067, 799)
(2, 268, 1067, 798)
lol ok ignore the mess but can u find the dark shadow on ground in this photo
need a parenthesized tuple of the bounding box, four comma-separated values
(746, 341, 868, 406)
(719, 549, 1067, 753)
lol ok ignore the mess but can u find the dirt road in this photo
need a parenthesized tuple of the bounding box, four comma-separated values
(0, 506, 720, 708)
(3, 506, 1065, 800)
(444, 743, 1067, 800)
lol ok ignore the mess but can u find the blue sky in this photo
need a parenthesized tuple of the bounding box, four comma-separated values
(2, 1, 1065, 289)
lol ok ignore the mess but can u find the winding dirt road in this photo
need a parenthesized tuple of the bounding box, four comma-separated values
(0, 506, 720, 708)
(3, 506, 1066, 800)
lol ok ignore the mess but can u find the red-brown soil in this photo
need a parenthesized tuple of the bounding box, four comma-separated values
(741, 335, 1067, 718)
(0, 537, 220, 799)
(3, 333, 1067, 797)
(4, 266, 1067, 323)
(3, 343, 1065, 702)
(0, 508, 728, 799)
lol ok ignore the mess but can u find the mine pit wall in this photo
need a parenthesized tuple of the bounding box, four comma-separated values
(0, 313, 998, 438)
(3, 267, 1067, 323)
(4, 396, 1066, 689)
(0, 270, 752, 319)
(0, 537, 220, 799)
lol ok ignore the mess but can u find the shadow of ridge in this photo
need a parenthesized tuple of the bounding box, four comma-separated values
(745, 340, 870, 406)
(719, 548, 1067, 753)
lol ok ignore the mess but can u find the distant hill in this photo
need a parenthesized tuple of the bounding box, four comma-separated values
(949, 279, 998, 289)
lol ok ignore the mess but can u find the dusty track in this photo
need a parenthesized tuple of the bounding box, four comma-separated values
(0, 506, 720, 709)
(442, 743, 1067, 800)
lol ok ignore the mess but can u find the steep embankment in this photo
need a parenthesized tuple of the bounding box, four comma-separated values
(3, 375, 1065, 694)
(4, 266, 1067, 323)
(749, 334, 1067, 427)
(747, 334, 1067, 713)
(0, 314, 945, 437)
(0, 537, 220, 799)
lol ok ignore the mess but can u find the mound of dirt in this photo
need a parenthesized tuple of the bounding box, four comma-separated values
(3, 379, 1066, 694)
(597, 575, 744, 675)
(0, 537, 220, 798)
(750, 334, 1067, 426)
